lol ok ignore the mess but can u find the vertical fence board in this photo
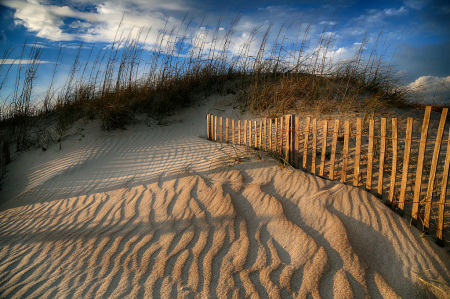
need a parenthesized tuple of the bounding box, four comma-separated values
(303, 117, 311, 170)
(354, 118, 362, 187)
(280, 117, 284, 157)
(341, 121, 350, 183)
(244, 120, 248, 146)
(320, 121, 328, 176)
(295, 116, 300, 168)
(377, 118, 387, 197)
(232, 120, 235, 144)
(437, 124, 450, 246)
(226, 118, 229, 143)
(269, 119, 273, 151)
(285, 116, 291, 162)
(366, 119, 374, 191)
(389, 118, 398, 203)
(264, 119, 267, 151)
(275, 118, 278, 153)
(312, 118, 317, 174)
(207, 114, 210, 140)
(220, 117, 223, 143)
(249, 121, 252, 148)
(215, 116, 218, 142)
(259, 120, 263, 149)
(424, 108, 448, 230)
(412, 106, 431, 224)
(238, 120, 241, 145)
(330, 119, 339, 180)
(399, 118, 413, 211)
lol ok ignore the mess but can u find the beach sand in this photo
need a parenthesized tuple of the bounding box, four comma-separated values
(0, 94, 449, 298)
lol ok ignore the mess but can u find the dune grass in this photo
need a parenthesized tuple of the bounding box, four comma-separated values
(0, 16, 414, 153)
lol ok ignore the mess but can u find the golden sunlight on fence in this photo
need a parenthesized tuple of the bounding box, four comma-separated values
(206, 107, 450, 246)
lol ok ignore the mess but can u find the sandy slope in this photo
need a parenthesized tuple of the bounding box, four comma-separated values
(0, 94, 449, 298)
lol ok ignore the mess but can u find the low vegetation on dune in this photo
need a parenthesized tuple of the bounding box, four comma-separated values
(0, 15, 420, 153)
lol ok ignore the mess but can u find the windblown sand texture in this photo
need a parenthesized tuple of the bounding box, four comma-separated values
(0, 94, 449, 298)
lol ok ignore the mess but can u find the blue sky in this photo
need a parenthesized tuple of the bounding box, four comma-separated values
(1, 0, 449, 103)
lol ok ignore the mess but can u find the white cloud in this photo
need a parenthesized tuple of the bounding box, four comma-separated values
(384, 6, 408, 16)
(2, 0, 188, 45)
(354, 6, 408, 24)
(404, 0, 428, 10)
(407, 75, 450, 103)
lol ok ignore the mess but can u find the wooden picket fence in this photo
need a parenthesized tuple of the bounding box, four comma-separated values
(206, 107, 450, 245)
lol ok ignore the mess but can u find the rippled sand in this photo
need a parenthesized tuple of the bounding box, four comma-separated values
(1, 94, 449, 298)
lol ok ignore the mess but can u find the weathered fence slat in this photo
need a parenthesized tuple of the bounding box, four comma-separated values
(412, 106, 431, 225)
(215, 116, 218, 141)
(226, 118, 229, 143)
(303, 117, 311, 170)
(285, 116, 291, 162)
(437, 124, 450, 246)
(207, 114, 211, 140)
(354, 118, 362, 187)
(274, 118, 278, 152)
(330, 119, 339, 180)
(232, 120, 235, 144)
(341, 121, 350, 183)
(312, 118, 317, 174)
(377, 118, 387, 197)
(294, 116, 300, 168)
(244, 120, 248, 146)
(320, 120, 327, 176)
(424, 108, 448, 230)
(399, 118, 413, 211)
(388, 118, 398, 203)
(269, 119, 273, 151)
(238, 120, 241, 145)
(366, 119, 374, 191)
(220, 117, 223, 143)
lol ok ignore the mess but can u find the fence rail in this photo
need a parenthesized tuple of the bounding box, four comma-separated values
(206, 107, 450, 246)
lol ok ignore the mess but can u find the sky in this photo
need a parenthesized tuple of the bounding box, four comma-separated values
(0, 0, 449, 104)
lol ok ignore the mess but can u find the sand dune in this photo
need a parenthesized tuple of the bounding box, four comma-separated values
(1, 94, 449, 298)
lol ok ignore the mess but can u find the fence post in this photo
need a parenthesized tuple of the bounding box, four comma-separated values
(366, 119, 374, 191)
(320, 120, 327, 176)
(294, 116, 299, 168)
(398, 118, 413, 212)
(377, 118, 387, 198)
(312, 118, 317, 174)
(226, 118, 229, 143)
(238, 120, 241, 145)
(388, 118, 398, 203)
(207, 114, 210, 140)
(424, 108, 448, 231)
(412, 106, 431, 226)
(232, 119, 235, 144)
(437, 123, 450, 246)
(330, 119, 339, 180)
(214, 116, 218, 142)
(341, 121, 350, 183)
(353, 118, 362, 186)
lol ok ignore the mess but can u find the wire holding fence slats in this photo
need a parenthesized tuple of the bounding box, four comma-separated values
(206, 108, 450, 245)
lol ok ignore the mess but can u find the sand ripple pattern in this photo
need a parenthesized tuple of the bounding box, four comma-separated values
(1, 163, 450, 298)
(1, 96, 449, 298)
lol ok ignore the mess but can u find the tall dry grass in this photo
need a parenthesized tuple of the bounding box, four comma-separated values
(0, 16, 413, 152)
